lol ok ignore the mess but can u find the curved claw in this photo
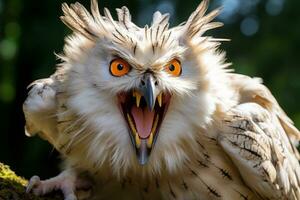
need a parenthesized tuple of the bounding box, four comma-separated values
(25, 171, 80, 200)
(26, 175, 41, 193)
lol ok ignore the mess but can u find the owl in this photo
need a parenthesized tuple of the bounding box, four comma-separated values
(23, 0, 300, 199)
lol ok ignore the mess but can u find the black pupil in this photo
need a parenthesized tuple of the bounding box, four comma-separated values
(169, 64, 175, 71)
(117, 64, 124, 71)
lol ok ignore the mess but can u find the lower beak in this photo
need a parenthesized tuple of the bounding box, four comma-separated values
(136, 139, 149, 165)
(128, 129, 152, 165)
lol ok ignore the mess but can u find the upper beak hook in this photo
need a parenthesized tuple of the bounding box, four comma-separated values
(138, 73, 157, 111)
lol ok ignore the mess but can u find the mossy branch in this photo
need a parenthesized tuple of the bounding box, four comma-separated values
(0, 163, 63, 200)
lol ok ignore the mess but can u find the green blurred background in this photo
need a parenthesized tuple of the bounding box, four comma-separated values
(0, 0, 299, 179)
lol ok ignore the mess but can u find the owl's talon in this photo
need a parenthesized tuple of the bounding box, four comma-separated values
(25, 171, 79, 200)
(26, 175, 41, 193)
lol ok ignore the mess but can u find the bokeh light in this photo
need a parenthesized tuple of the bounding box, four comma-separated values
(265, 0, 285, 16)
(240, 17, 259, 36)
(0, 39, 17, 60)
(216, 0, 240, 23)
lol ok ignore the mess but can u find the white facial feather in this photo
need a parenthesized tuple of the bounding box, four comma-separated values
(57, 0, 235, 177)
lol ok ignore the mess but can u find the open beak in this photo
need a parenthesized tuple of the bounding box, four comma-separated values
(117, 74, 171, 165)
(135, 74, 158, 165)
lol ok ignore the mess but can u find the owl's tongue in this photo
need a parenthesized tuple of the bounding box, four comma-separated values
(131, 106, 154, 139)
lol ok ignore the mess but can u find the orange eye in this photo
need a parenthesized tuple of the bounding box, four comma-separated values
(110, 58, 131, 77)
(165, 59, 182, 76)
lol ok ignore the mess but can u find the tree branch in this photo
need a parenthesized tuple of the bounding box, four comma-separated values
(0, 163, 63, 200)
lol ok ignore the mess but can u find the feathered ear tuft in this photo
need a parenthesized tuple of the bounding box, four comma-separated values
(60, 0, 106, 40)
(151, 11, 170, 28)
(116, 6, 139, 31)
(185, 0, 223, 39)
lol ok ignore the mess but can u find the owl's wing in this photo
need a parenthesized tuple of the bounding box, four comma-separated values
(23, 78, 59, 146)
(218, 76, 300, 199)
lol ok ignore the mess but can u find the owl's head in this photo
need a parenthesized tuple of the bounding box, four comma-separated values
(60, 0, 231, 175)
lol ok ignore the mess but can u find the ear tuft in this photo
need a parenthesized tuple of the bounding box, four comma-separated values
(185, 0, 223, 39)
(60, 0, 106, 40)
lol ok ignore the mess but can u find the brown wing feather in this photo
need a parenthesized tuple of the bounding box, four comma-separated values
(218, 74, 300, 199)
(230, 74, 300, 140)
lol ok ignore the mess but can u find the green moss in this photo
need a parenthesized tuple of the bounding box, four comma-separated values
(0, 163, 63, 200)
(0, 163, 27, 185)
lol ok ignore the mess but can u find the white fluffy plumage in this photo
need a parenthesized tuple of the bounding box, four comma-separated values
(23, 0, 300, 199)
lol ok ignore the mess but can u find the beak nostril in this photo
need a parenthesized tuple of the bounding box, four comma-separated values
(141, 80, 146, 86)
(155, 81, 158, 86)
